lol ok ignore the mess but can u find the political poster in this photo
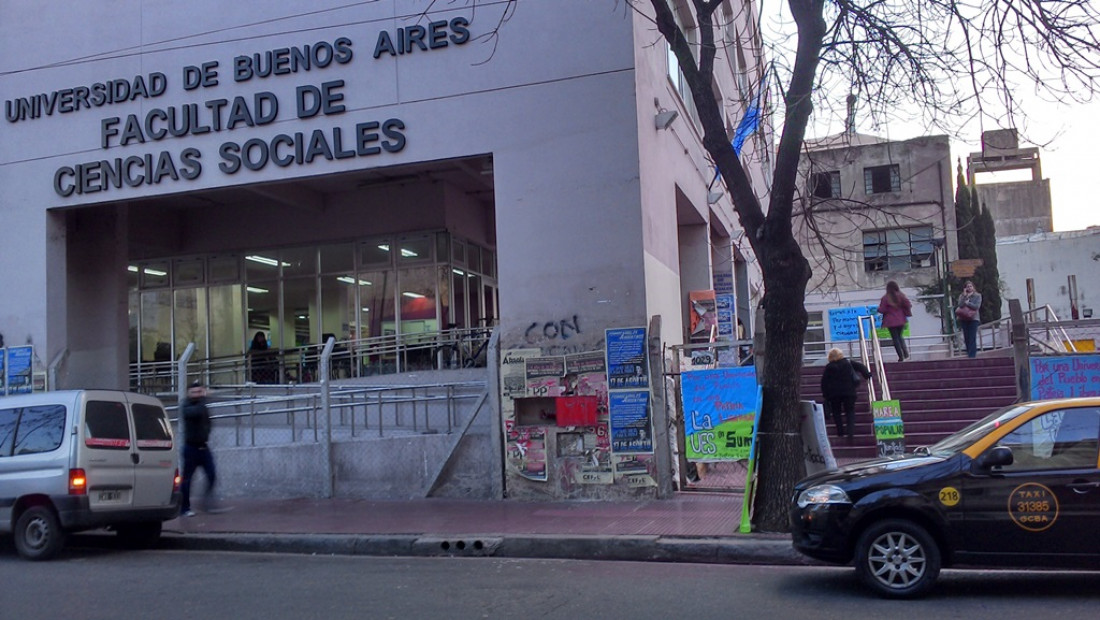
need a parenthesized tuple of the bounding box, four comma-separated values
(872, 400, 905, 457)
(1030, 355, 1100, 399)
(680, 366, 759, 461)
(5, 346, 32, 395)
(606, 327, 648, 389)
(608, 390, 652, 453)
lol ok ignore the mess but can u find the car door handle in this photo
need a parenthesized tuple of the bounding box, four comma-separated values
(130, 453, 140, 465)
(1067, 480, 1100, 494)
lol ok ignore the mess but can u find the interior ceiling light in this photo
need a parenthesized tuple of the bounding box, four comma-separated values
(246, 286, 269, 294)
(128, 265, 167, 276)
(400, 248, 418, 257)
(337, 276, 372, 286)
(402, 292, 425, 299)
(246, 255, 290, 267)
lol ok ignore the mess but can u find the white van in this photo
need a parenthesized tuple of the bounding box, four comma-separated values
(0, 390, 181, 560)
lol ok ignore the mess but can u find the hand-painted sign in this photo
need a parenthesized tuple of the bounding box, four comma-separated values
(1030, 354, 1100, 399)
(681, 367, 759, 461)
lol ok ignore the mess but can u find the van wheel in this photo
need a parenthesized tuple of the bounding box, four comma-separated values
(115, 521, 163, 549)
(14, 506, 67, 561)
(854, 519, 941, 598)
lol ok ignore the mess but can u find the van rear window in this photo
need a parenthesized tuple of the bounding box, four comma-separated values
(85, 401, 131, 449)
(133, 403, 173, 450)
(0, 405, 66, 457)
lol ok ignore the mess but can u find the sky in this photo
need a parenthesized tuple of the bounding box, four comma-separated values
(760, 1, 1100, 233)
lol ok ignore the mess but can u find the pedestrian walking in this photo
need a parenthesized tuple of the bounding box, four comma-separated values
(820, 348, 872, 440)
(956, 280, 983, 358)
(180, 380, 223, 516)
(877, 280, 912, 361)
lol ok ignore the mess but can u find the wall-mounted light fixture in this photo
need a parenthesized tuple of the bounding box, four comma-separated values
(707, 191, 724, 204)
(655, 109, 679, 130)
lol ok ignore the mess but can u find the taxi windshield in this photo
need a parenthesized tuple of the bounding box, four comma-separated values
(924, 404, 1033, 456)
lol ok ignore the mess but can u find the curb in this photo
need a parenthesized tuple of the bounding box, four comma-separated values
(141, 531, 817, 566)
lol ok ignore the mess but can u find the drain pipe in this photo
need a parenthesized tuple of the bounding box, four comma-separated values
(320, 336, 335, 499)
(47, 348, 68, 391)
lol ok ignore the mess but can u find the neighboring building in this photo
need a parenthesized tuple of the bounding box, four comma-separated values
(997, 228, 1100, 323)
(793, 133, 955, 358)
(967, 128, 1053, 237)
(0, 1, 768, 499)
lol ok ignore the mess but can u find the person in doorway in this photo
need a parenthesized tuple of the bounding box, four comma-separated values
(877, 280, 912, 361)
(248, 331, 276, 384)
(820, 348, 872, 440)
(956, 280, 983, 358)
(180, 381, 224, 516)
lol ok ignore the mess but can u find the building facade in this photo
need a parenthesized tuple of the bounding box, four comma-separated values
(793, 133, 956, 359)
(0, 1, 768, 499)
(967, 128, 1053, 237)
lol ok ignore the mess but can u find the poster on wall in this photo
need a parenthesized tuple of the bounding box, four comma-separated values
(609, 390, 652, 453)
(688, 290, 718, 344)
(5, 346, 33, 395)
(827, 305, 906, 342)
(680, 367, 759, 461)
(613, 453, 657, 487)
(504, 420, 547, 481)
(525, 356, 566, 397)
(1030, 355, 1100, 399)
(606, 327, 648, 389)
(499, 348, 544, 482)
(564, 351, 613, 484)
(715, 293, 735, 340)
(560, 423, 613, 485)
(564, 351, 608, 406)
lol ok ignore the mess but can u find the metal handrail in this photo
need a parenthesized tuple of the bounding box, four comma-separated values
(855, 315, 890, 401)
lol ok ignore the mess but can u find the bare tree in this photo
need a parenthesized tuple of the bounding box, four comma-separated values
(643, 0, 1100, 532)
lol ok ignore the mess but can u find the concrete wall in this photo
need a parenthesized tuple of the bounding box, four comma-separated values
(975, 180, 1053, 237)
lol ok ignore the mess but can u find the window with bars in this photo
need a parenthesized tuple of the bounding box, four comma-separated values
(864, 164, 901, 194)
(811, 170, 841, 199)
(863, 226, 935, 272)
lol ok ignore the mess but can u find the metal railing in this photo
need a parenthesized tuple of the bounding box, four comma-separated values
(130, 326, 494, 395)
(855, 315, 890, 401)
(167, 381, 489, 448)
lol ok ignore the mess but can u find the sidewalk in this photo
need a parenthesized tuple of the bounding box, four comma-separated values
(153, 493, 812, 566)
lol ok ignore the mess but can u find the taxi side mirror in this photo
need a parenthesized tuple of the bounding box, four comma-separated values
(975, 446, 1013, 470)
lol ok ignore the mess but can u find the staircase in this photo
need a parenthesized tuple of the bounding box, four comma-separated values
(799, 356, 1019, 460)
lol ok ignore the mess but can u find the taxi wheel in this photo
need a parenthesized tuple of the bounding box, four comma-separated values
(854, 519, 941, 598)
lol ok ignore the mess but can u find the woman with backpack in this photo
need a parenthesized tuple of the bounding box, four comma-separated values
(821, 348, 872, 440)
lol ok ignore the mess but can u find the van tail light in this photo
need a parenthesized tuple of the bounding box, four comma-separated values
(173, 468, 181, 493)
(69, 468, 88, 495)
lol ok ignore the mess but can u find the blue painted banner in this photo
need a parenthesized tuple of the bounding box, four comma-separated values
(681, 367, 759, 461)
(5, 346, 33, 395)
(827, 305, 879, 341)
(1030, 354, 1100, 399)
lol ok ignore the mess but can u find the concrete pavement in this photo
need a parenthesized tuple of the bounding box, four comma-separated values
(147, 493, 813, 566)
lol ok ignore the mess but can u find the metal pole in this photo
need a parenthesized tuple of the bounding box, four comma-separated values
(319, 336, 335, 499)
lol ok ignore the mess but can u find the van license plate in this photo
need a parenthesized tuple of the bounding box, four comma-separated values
(98, 490, 122, 501)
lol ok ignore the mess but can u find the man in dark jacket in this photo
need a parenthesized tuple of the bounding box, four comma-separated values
(820, 348, 872, 440)
(180, 381, 219, 516)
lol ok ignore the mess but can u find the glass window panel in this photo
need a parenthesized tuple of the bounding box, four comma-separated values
(452, 238, 466, 267)
(174, 288, 208, 360)
(468, 245, 482, 274)
(997, 409, 1100, 471)
(482, 249, 496, 279)
(321, 275, 356, 343)
(208, 285, 244, 383)
(128, 290, 139, 365)
(132, 404, 173, 450)
(174, 258, 204, 286)
(141, 289, 173, 363)
(281, 247, 317, 277)
(398, 266, 438, 333)
(283, 277, 317, 348)
(320, 244, 354, 274)
(358, 270, 395, 339)
(468, 274, 484, 326)
(0, 407, 17, 457)
(359, 239, 393, 268)
(127, 265, 139, 289)
(14, 405, 66, 455)
(247, 281, 279, 350)
(84, 401, 130, 450)
(437, 266, 453, 329)
(397, 235, 432, 263)
(208, 255, 240, 282)
(245, 251, 284, 280)
(451, 268, 468, 329)
(483, 283, 497, 325)
(141, 261, 169, 288)
(435, 233, 450, 267)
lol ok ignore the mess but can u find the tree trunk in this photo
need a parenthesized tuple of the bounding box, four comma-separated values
(751, 238, 811, 532)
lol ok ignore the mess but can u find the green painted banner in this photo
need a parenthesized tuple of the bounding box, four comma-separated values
(872, 400, 905, 457)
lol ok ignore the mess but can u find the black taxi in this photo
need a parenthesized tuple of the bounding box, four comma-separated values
(789, 397, 1100, 598)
